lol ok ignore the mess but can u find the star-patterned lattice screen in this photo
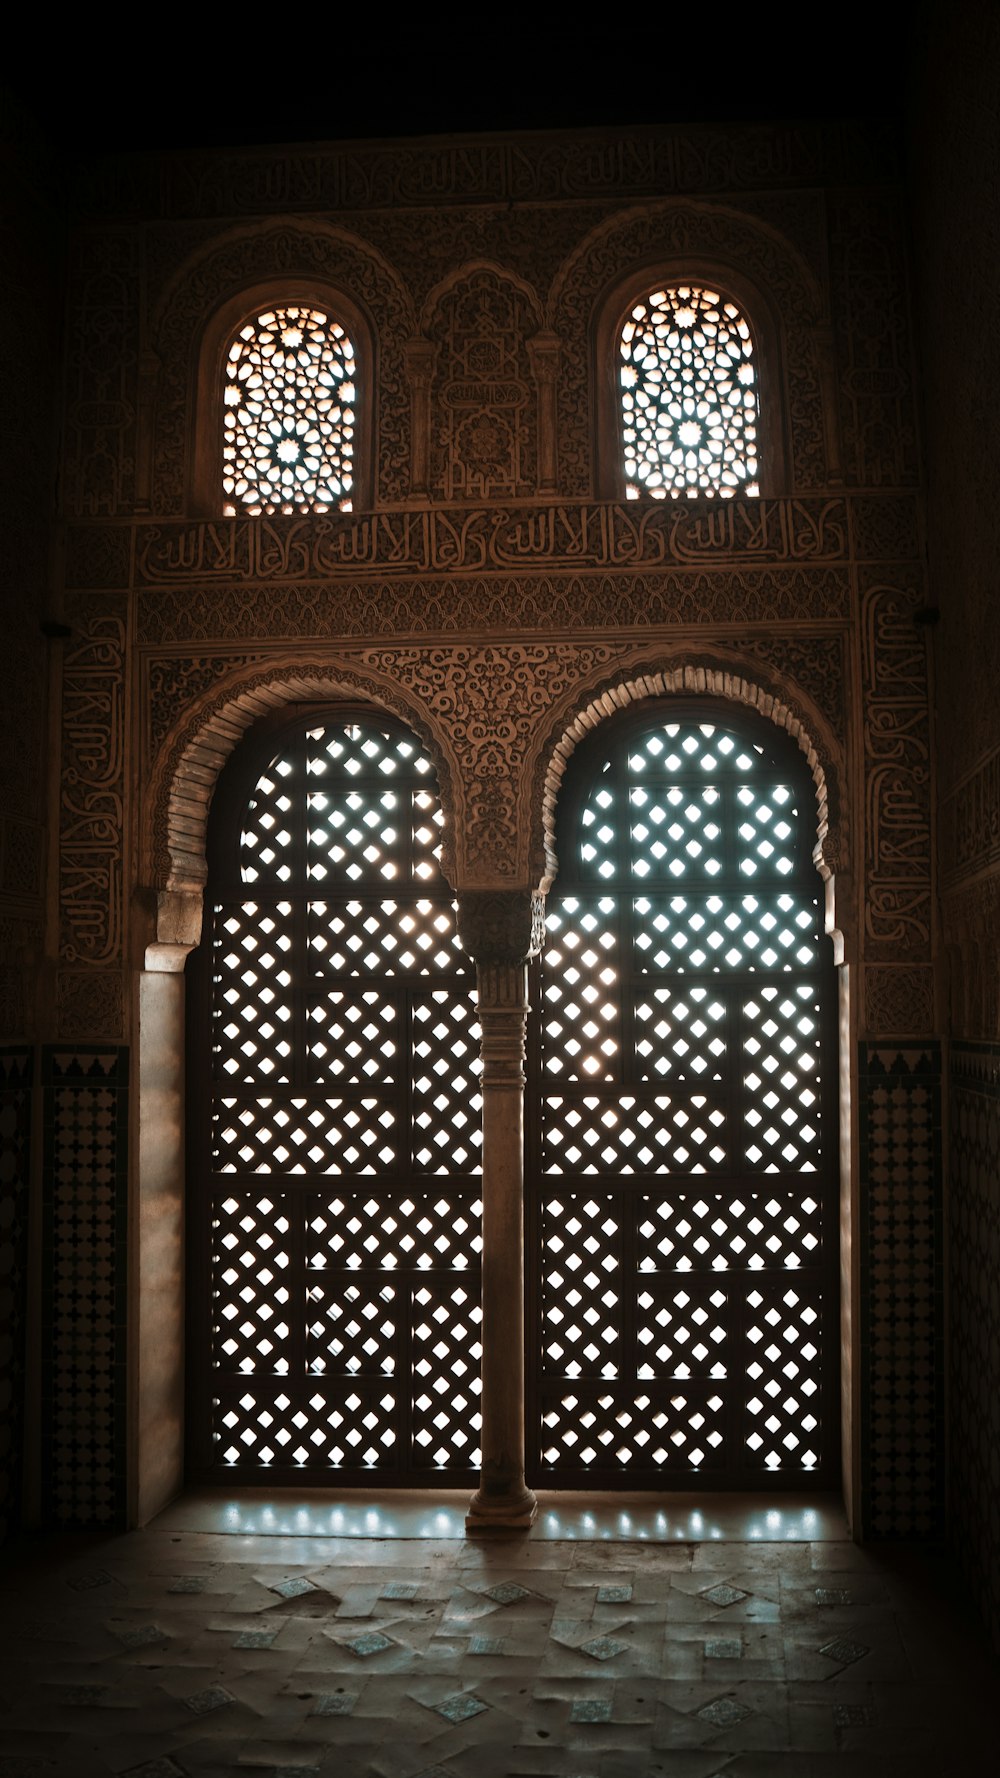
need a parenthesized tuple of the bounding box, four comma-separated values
(620, 286, 759, 500)
(188, 718, 482, 1482)
(526, 714, 838, 1486)
(222, 307, 356, 516)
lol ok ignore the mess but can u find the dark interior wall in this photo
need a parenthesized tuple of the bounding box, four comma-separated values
(3, 37, 995, 1625)
(908, 2, 1000, 1647)
(0, 95, 63, 1538)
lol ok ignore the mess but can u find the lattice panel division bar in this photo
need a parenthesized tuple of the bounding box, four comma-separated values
(526, 715, 838, 1488)
(188, 717, 482, 1484)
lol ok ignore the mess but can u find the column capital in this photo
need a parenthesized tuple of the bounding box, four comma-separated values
(457, 889, 546, 966)
(403, 335, 438, 387)
(527, 330, 562, 384)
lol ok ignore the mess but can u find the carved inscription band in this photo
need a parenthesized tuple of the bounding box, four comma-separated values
(136, 498, 849, 584)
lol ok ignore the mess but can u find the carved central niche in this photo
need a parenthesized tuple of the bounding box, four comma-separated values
(425, 266, 543, 501)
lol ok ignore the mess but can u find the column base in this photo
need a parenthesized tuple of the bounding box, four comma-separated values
(465, 1484, 538, 1532)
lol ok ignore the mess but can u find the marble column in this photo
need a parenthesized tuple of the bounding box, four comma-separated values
(459, 891, 545, 1530)
(527, 331, 562, 495)
(403, 337, 437, 500)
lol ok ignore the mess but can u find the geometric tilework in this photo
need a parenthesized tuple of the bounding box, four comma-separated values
(0, 1047, 32, 1544)
(1, 1525, 998, 1771)
(948, 1041, 1000, 1651)
(41, 1047, 128, 1528)
(858, 1042, 943, 1539)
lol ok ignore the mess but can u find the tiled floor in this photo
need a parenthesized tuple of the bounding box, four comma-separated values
(0, 1492, 995, 1776)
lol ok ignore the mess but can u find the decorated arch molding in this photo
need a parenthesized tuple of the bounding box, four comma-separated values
(526, 653, 845, 896)
(146, 645, 848, 962)
(145, 661, 463, 957)
(547, 198, 830, 495)
(150, 221, 416, 512)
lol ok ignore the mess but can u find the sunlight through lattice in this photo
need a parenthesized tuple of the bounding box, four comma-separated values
(620, 286, 759, 500)
(532, 717, 831, 1483)
(223, 307, 356, 515)
(204, 719, 481, 1480)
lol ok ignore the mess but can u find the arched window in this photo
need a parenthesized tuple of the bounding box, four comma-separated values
(186, 712, 483, 1483)
(222, 306, 357, 515)
(619, 284, 760, 499)
(526, 707, 837, 1488)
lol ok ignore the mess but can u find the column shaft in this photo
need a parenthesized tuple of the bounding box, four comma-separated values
(466, 959, 537, 1529)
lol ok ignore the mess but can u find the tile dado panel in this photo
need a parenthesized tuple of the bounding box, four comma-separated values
(0, 1048, 32, 1543)
(858, 1043, 943, 1539)
(42, 1047, 128, 1528)
(948, 1041, 1000, 1650)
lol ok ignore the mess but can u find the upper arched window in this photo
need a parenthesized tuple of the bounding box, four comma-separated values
(222, 305, 357, 516)
(619, 284, 760, 500)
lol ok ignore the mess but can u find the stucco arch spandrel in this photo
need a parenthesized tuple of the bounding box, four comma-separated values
(149, 219, 416, 513)
(547, 198, 827, 495)
(523, 650, 847, 896)
(144, 662, 465, 952)
(418, 259, 546, 337)
(547, 198, 825, 325)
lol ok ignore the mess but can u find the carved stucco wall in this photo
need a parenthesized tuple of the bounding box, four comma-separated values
(0, 110, 55, 1040)
(43, 120, 942, 1539)
(142, 643, 846, 904)
(0, 103, 61, 1542)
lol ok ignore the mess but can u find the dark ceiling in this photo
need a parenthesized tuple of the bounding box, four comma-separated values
(5, 24, 914, 158)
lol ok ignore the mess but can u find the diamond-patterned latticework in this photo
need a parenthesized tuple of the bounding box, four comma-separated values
(191, 717, 481, 1483)
(528, 715, 836, 1486)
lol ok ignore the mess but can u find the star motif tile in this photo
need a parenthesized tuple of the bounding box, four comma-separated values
(429, 1692, 489, 1723)
(697, 1696, 753, 1728)
(269, 1576, 317, 1600)
(110, 1623, 167, 1648)
(596, 1583, 633, 1602)
(184, 1685, 233, 1716)
(570, 1697, 613, 1723)
(705, 1637, 742, 1659)
(819, 1637, 870, 1665)
(833, 1702, 873, 1727)
(312, 1691, 358, 1716)
(381, 1581, 419, 1600)
(344, 1630, 395, 1657)
(53, 1683, 109, 1705)
(701, 1583, 748, 1608)
(580, 1635, 628, 1662)
(815, 1587, 853, 1605)
(481, 1581, 533, 1605)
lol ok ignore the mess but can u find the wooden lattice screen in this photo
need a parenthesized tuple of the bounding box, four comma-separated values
(187, 715, 482, 1483)
(525, 711, 838, 1487)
